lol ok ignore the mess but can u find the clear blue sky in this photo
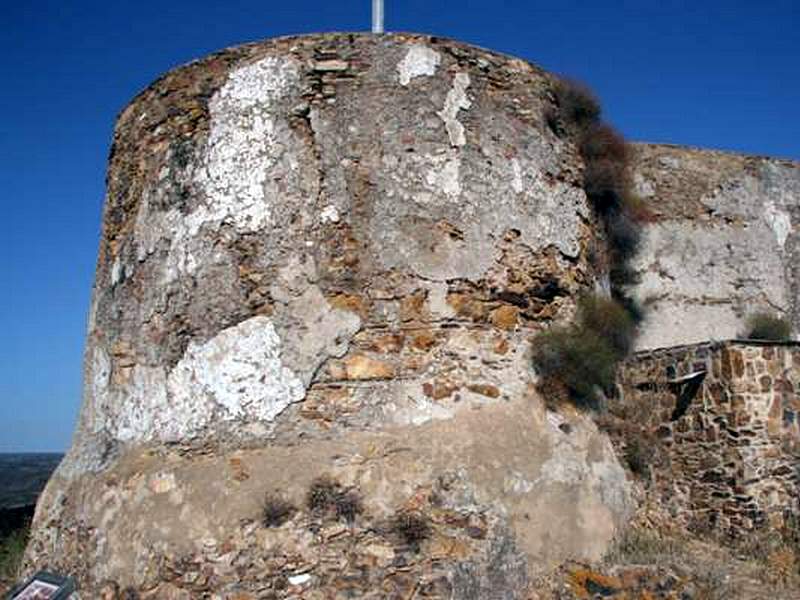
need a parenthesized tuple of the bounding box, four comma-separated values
(1, 1, 797, 452)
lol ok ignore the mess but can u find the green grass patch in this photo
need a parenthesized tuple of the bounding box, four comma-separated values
(0, 525, 28, 583)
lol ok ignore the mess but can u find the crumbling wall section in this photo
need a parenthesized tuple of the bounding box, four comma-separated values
(66, 32, 599, 469)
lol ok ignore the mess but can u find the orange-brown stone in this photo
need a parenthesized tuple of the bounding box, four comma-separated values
(422, 380, 459, 400)
(400, 291, 427, 322)
(343, 354, 395, 380)
(447, 293, 489, 322)
(491, 305, 519, 330)
(467, 383, 501, 398)
(493, 337, 509, 355)
(411, 330, 437, 351)
(328, 292, 369, 317)
(369, 332, 405, 353)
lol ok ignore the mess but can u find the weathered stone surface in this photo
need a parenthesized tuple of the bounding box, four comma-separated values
(631, 144, 800, 349)
(614, 340, 800, 532)
(26, 398, 630, 596)
(24, 33, 630, 596)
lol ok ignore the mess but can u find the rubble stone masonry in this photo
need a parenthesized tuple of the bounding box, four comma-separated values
(617, 341, 800, 531)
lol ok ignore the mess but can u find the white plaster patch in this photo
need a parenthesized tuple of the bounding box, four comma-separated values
(111, 258, 123, 286)
(288, 573, 312, 586)
(424, 156, 462, 199)
(633, 172, 655, 198)
(437, 72, 471, 147)
(386, 390, 455, 426)
(113, 364, 172, 441)
(397, 45, 441, 85)
(511, 158, 524, 194)
(169, 316, 305, 424)
(137, 56, 300, 281)
(92, 347, 111, 403)
(504, 472, 535, 494)
(196, 56, 300, 230)
(320, 205, 340, 224)
(763, 200, 791, 248)
(426, 282, 456, 319)
(102, 316, 306, 443)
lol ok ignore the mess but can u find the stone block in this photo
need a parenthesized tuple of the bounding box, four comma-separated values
(343, 355, 395, 380)
(467, 383, 501, 398)
(491, 305, 519, 330)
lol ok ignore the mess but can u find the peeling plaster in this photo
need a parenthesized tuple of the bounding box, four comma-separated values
(135, 56, 301, 281)
(111, 258, 123, 286)
(169, 316, 305, 423)
(437, 72, 471, 147)
(424, 156, 462, 199)
(763, 200, 791, 249)
(197, 56, 300, 230)
(288, 574, 312, 586)
(320, 205, 340, 224)
(397, 45, 441, 86)
(511, 158, 524, 194)
(104, 316, 306, 442)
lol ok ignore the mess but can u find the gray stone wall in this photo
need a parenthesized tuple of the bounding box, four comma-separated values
(70, 33, 599, 463)
(630, 144, 800, 350)
(24, 34, 633, 596)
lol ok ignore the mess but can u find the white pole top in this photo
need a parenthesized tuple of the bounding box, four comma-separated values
(372, 0, 384, 33)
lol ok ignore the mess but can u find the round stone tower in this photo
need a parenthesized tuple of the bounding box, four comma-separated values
(25, 34, 631, 597)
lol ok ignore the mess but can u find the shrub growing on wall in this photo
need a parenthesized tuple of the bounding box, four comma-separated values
(306, 475, 364, 523)
(745, 312, 792, 341)
(577, 295, 637, 357)
(535, 77, 648, 409)
(552, 79, 601, 132)
(579, 124, 629, 164)
(262, 492, 295, 527)
(583, 160, 629, 212)
(532, 296, 636, 409)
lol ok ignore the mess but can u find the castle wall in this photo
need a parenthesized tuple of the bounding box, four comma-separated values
(617, 341, 800, 530)
(24, 34, 633, 595)
(631, 144, 800, 350)
(67, 33, 599, 465)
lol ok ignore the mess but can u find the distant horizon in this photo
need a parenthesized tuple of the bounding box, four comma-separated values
(3, 0, 798, 453)
(0, 451, 64, 455)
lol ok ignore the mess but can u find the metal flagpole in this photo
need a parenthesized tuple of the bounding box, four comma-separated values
(372, 0, 384, 33)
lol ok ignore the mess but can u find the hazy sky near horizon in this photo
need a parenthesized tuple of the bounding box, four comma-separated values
(1, 0, 798, 452)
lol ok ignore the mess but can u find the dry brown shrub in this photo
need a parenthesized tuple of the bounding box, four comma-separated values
(583, 159, 629, 212)
(553, 78, 601, 131)
(579, 123, 629, 164)
(262, 492, 295, 527)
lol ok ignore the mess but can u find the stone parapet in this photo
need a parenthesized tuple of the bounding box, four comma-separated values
(616, 340, 800, 531)
(630, 143, 800, 350)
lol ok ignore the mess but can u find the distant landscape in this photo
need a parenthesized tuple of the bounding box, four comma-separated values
(0, 454, 62, 589)
(0, 453, 62, 511)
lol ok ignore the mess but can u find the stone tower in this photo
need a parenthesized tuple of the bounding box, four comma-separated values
(25, 34, 633, 596)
